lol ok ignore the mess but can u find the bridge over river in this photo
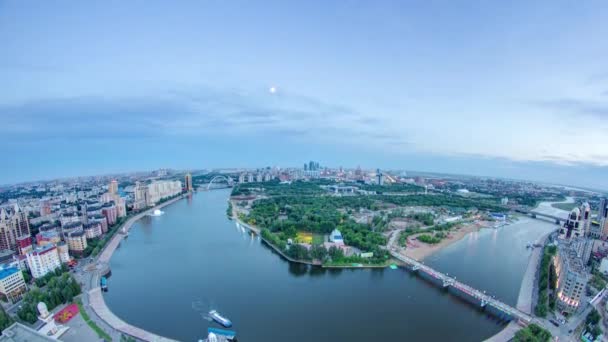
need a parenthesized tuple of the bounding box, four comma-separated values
(385, 229, 539, 327)
(514, 208, 568, 225)
(389, 247, 534, 324)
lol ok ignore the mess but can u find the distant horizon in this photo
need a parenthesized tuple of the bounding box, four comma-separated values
(3, 164, 606, 194)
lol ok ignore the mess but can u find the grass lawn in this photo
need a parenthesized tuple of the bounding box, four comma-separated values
(551, 202, 577, 211)
(76, 299, 113, 341)
(296, 232, 313, 244)
(312, 234, 325, 245)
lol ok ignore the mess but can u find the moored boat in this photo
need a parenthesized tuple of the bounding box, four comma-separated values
(100, 276, 108, 291)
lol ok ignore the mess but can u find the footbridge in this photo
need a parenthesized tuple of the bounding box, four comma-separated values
(389, 248, 534, 325)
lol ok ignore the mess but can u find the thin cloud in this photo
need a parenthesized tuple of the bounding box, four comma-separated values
(534, 98, 608, 118)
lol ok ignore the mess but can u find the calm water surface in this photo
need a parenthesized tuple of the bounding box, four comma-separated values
(104, 190, 556, 341)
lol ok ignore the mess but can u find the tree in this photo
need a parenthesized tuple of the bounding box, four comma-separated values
(286, 244, 310, 261)
(328, 246, 344, 261)
(591, 325, 603, 339)
(586, 308, 601, 325)
(310, 245, 328, 261)
(513, 324, 551, 342)
(0, 306, 13, 332)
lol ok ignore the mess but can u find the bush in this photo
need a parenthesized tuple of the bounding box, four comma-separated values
(17, 272, 81, 324)
(417, 234, 442, 244)
(514, 323, 551, 342)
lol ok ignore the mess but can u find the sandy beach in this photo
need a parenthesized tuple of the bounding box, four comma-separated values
(403, 221, 493, 260)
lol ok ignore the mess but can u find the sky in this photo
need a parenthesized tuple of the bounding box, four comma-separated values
(1, 1, 607, 190)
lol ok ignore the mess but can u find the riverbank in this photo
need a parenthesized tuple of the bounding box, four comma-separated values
(404, 220, 492, 260)
(88, 194, 187, 342)
(533, 196, 573, 220)
(484, 226, 557, 341)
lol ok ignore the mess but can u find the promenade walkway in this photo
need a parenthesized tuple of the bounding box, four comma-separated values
(86, 195, 184, 342)
(88, 288, 176, 342)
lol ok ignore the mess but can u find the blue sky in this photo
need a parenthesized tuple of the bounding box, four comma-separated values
(1, 1, 607, 190)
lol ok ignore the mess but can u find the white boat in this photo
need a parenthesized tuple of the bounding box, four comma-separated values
(209, 310, 232, 328)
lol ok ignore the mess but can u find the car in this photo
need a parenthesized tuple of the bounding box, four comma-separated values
(549, 319, 560, 327)
(568, 329, 573, 334)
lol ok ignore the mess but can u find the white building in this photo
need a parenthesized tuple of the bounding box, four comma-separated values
(329, 229, 344, 245)
(555, 241, 589, 314)
(25, 245, 62, 279)
(134, 180, 182, 209)
(0, 267, 26, 304)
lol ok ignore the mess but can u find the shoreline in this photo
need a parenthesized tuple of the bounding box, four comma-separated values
(88, 194, 187, 342)
(403, 220, 494, 261)
(484, 227, 556, 341)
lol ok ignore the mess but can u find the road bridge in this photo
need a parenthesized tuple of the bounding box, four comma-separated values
(389, 247, 534, 324)
(386, 230, 535, 324)
(514, 209, 566, 225)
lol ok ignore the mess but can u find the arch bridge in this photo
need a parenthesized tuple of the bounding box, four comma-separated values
(207, 175, 234, 190)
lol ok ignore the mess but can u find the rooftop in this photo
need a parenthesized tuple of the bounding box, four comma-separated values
(0, 323, 55, 342)
(0, 267, 19, 280)
(31, 244, 57, 255)
(68, 231, 85, 238)
(558, 239, 587, 275)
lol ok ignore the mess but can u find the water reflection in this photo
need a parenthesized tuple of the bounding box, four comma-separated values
(288, 263, 308, 277)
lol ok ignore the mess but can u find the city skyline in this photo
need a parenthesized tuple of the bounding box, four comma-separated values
(2, 1, 608, 189)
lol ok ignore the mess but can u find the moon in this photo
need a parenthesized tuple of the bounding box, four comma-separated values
(269, 86, 277, 94)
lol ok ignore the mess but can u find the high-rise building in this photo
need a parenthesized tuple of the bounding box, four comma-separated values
(56, 242, 70, 263)
(0, 205, 31, 252)
(83, 222, 103, 239)
(100, 192, 127, 218)
(66, 231, 87, 254)
(108, 180, 118, 195)
(133, 181, 150, 210)
(599, 198, 608, 240)
(16, 236, 32, 255)
(25, 245, 62, 278)
(599, 198, 608, 219)
(39, 200, 52, 216)
(36, 231, 61, 247)
(376, 169, 384, 186)
(134, 180, 182, 209)
(580, 202, 591, 236)
(560, 206, 585, 239)
(185, 173, 193, 192)
(554, 241, 589, 314)
(61, 221, 83, 239)
(101, 204, 117, 226)
(89, 215, 108, 234)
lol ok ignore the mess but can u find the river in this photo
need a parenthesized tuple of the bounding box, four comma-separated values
(104, 189, 556, 341)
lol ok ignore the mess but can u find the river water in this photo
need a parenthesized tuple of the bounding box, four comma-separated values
(104, 189, 556, 341)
